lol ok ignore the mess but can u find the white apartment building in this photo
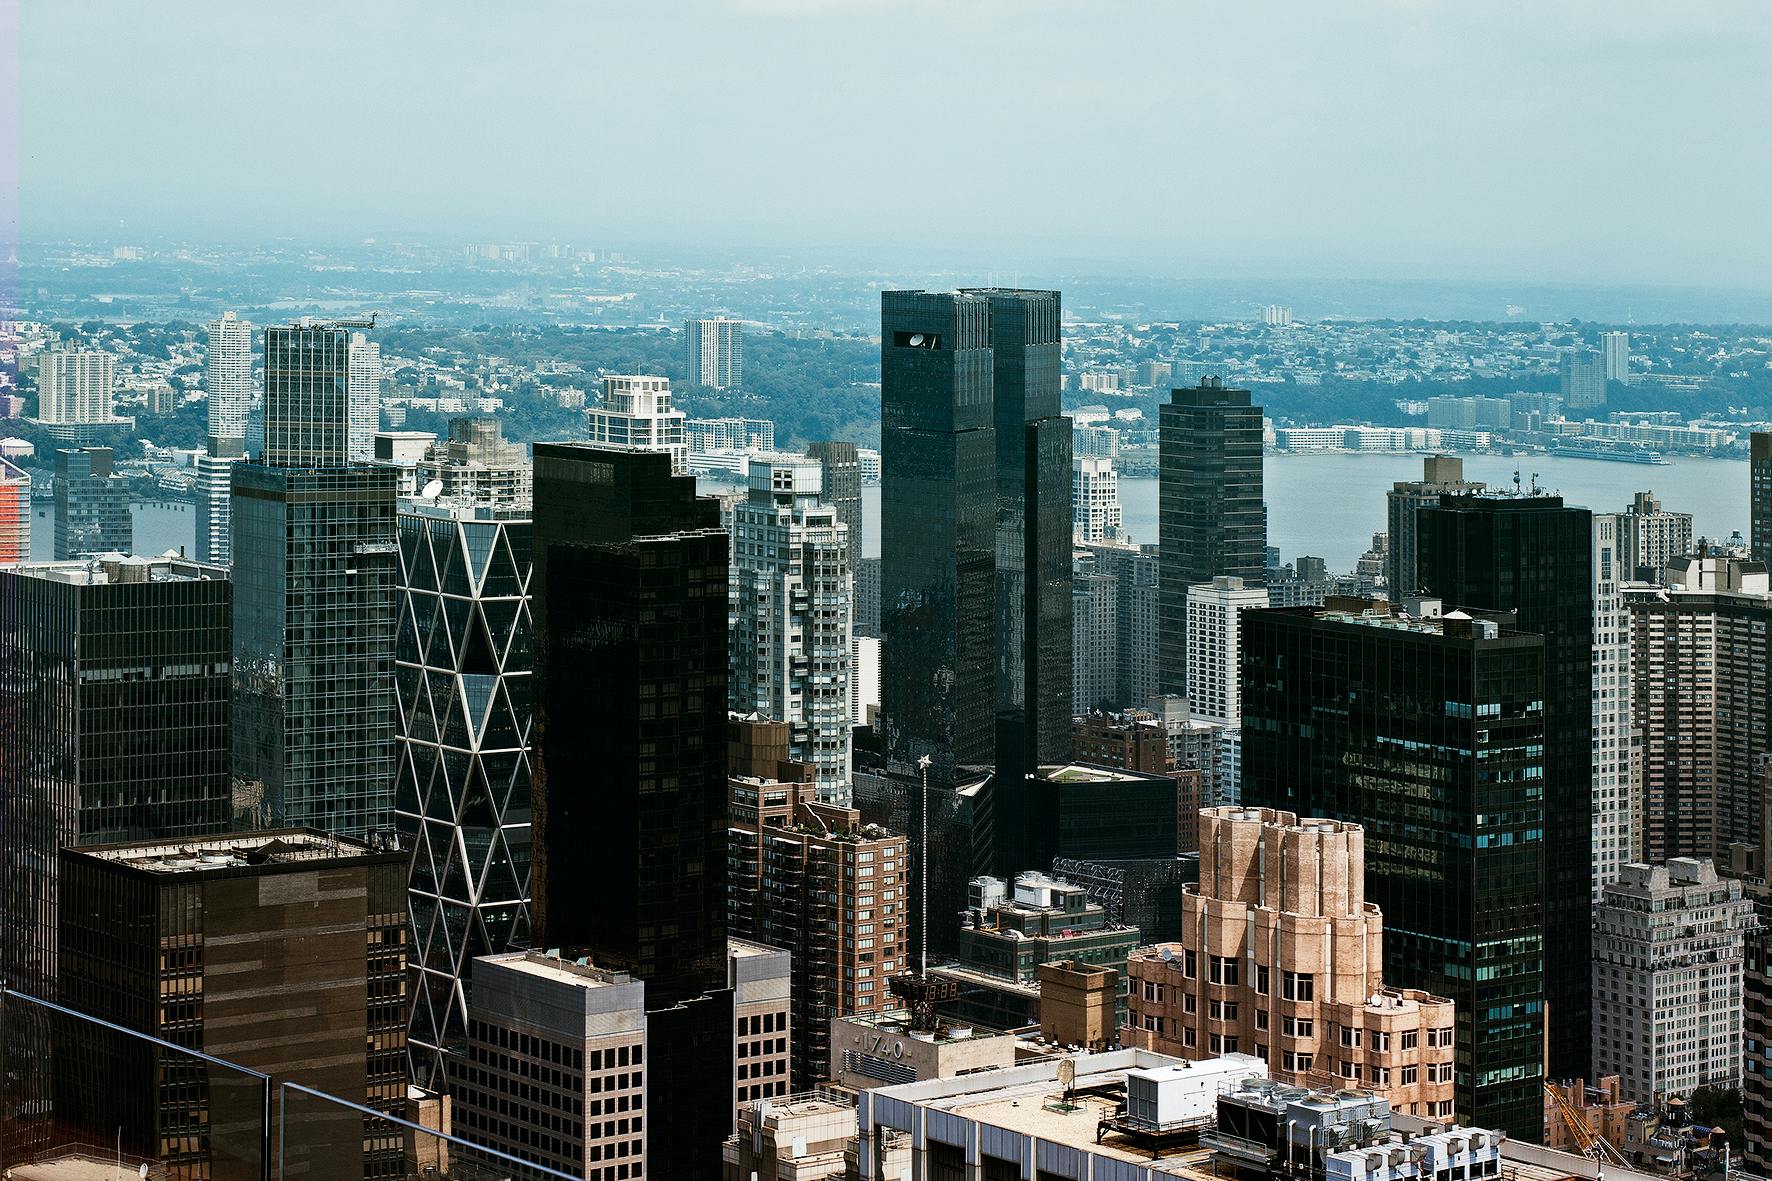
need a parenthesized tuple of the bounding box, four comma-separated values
(730, 454, 852, 799)
(685, 317, 744, 389)
(1592, 859, 1754, 1104)
(1073, 559, 1118, 711)
(1591, 512, 1633, 888)
(1073, 455, 1123, 543)
(1185, 575, 1268, 727)
(347, 332, 382, 462)
(194, 452, 242, 565)
(35, 348, 118, 424)
(587, 375, 688, 475)
(204, 311, 253, 453)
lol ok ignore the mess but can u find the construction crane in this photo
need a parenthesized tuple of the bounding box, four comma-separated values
(1545, 1082, 1632, 1170)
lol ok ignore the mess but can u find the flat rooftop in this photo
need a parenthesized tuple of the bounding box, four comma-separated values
(16, 554, 227, 585)
(78, 829, 380, 873)
(1040, 762, 1158, 784)
(481, 949, 636, 990)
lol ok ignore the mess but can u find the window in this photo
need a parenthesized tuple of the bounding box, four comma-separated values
(1209, 1000, 1239, 1021)
(1400, 1066, 1418, 1086)
(1182, 1027, 1197, 1048)
(1209, 956, 1240, 987)
(1341, 1059, 1360, 1080)
(1254, 1009, 1269, 1032)
(1255, 966, 1270, 995)
(1369, 1031, 1390, 1052)
(1341, 1027, 1361, 1048)
(1143, 981, 1161, 1003)
(1401, 1030, 1419, 1051)
(1368, 1066, 1390, 1086)
(1182, 992, 1197, 1015)
(1282, 1016, 1314, 1038)
(1182, 950, 1197, 979)
(1283, 972, 1314, 1002)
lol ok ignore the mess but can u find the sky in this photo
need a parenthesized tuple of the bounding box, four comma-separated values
(15, 0, 1772, 287)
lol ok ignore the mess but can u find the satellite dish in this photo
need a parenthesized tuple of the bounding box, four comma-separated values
(1059, 1058, 1076, 1096)
(419, 479, 444, 500)
(1160, 947, 1174, 962)
(908, 334, 925, 347)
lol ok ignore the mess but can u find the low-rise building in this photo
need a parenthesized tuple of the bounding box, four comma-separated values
(724, 1089, 856, 1181)
(827, 1009, 1018, 1092)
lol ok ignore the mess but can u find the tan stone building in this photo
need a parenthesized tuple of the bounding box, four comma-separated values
(1122, 807, 1456, 1118)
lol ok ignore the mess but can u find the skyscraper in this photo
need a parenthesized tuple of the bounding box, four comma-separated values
(807, 439, 863, 559)
(204, 310, 253, 456)
(1184, 575, 1267, 727)
(1617, 490, 1692, 580)
(729, 454, 852, 799)
(1384, 455, 1483, 598)
(1626, 557, 1772, 864)
(1157, 378, 1264, 694)
(34, 348, 123, 429)
(0, 555, 232, 995)
(1600, 330, 1630, 384)
(193, 453, 241, 566)
(1590, 511, 1633, 894)
(1072, 455, 1122, 542)
(263, 317, 375, 467)
(685, 316, 744, 389)
(1417, 493, 1593, 1083)
(1241, 602, 1547, 1139)
(232, 318, 398, 839)
(394, 449, 534, 1090)
(1559, 349, 1606, 411)
(530, 443, 732, 1178)
(347, 331, 382, 462)
(585, 374, 688, 474)
(0, 458, 30, 565)
(413, 416, 531, 507)
(880, 290, 996, 786)
(1752, 432, 1772, 566)
(52, 446, 131, 560)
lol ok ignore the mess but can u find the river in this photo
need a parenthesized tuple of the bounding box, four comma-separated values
(860, 452, 1751, 572)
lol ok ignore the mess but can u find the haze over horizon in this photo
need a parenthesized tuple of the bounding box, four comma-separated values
(16, 1, 1772, 292)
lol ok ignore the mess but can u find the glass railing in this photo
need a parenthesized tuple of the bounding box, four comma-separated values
(3, 989, 580, 1181)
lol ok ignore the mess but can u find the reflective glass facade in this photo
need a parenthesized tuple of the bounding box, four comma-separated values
(52, 447, 131, 560)
(1157, 380, 1265, 694)
(0, 558, 232, 996)
(263, 322, 354, 468)
(1417, 493, 1593, 1083)
(395, 501, 533, 1090)
(230, 463, 399, 839)
(1241, 607, 1547, 1139)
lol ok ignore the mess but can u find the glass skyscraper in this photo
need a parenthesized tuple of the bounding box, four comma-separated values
(0, 555, 232, 996)
(1241, 603, 1548, 1140)
(52, 446, 131, 560)
(530, 443, 732, 1180)
(262, 317, 376, 468)
(1418, 493, 1594, 1084)
(1157, 378, 1265, 694)
(394, 476, 534, 1090)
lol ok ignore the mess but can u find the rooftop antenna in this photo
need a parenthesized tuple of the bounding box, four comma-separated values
(918, 754, 930, 978)
(1512, 469, 1522, 496)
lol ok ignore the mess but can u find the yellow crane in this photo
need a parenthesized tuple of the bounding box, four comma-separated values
(1545, 1082, 1632, 1169)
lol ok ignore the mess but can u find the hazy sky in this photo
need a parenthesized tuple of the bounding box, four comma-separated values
(17, 1, 1772, 285)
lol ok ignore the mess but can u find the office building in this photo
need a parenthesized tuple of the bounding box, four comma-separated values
(395, 482, 534, 1090)
(0, 555, 232, 995)
(1601, 330, 1631, 384)
(1627, 557, 1772, 864)
(729, 454, 852, 799)
(1024, 761, 1183, 867)
(942, 872, 1139, 1030)
(1073, 455, 1123, 542)
(854, 554, 881, 637)
(1384, 456, 1483, 598)
(1185, 575, 1268, 727)
(727, 1091, 856, 1181)
(262, 317, 377, 467)
(1752, 432, 1772, 567)
(1592, 859, 1752, 1104)
(587, 374, 688, 474)
(1591, 512, 1633, 895)
(727, 747, 906, 1088)
(52, 446, 131, 560)
(34, 347, 123, 428)
(205, 310, 253, 455)
(0, 457, 29, 564)
(1241, 602, 1547, 1138)
(807, 439, 863, 560)
(530, 444, 732, 1178)
(1123, 807, 1458, 1119)
(1418, 493, 1594, 1084)
(730, 938, 794, 1123)
(1560, 349, 1607, 410)
(964, 287, 1073, 871)
(413, 416, 531, 507)
(56, 830, 408, 1180)
(1158, 379, 1264, 694)
(455, 949, 648, 1179)
(231, 463, 398, 836)
(347, 331, 382, 461)
(1618, 491, 1693, 581)
(686, 316, 744, 389)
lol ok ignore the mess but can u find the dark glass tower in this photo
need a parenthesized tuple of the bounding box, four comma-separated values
(52, 446, 131, 560)
(1241, 604, 1547, 1140)
(807, 439, 864, 559)
(963, 289, 1072, 876)
(0, 555, 232, 996)
(530, 444, 731, 1179)
(1418, 493, 1593, 1083)
(1157, 378, 1264, 694)
(1753, 431, 1772, 565)
(263, 318, 369, 468)
(880, 291, 998, 784)
(394, 498, 533, 1091)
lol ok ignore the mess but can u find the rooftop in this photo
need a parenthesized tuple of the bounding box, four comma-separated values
(482, 948, 637, 990)
(77, 829, 384, 874)
(15, 553, 228, 586)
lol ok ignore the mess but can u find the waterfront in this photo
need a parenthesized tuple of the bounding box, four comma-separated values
(28, 500, 197, 562)
(861, 451, 1751, 572)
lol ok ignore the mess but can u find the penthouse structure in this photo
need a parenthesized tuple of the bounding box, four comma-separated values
(586, 375, 688, 474)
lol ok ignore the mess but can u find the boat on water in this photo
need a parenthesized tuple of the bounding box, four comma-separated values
(1547, 440, 1669, 465)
